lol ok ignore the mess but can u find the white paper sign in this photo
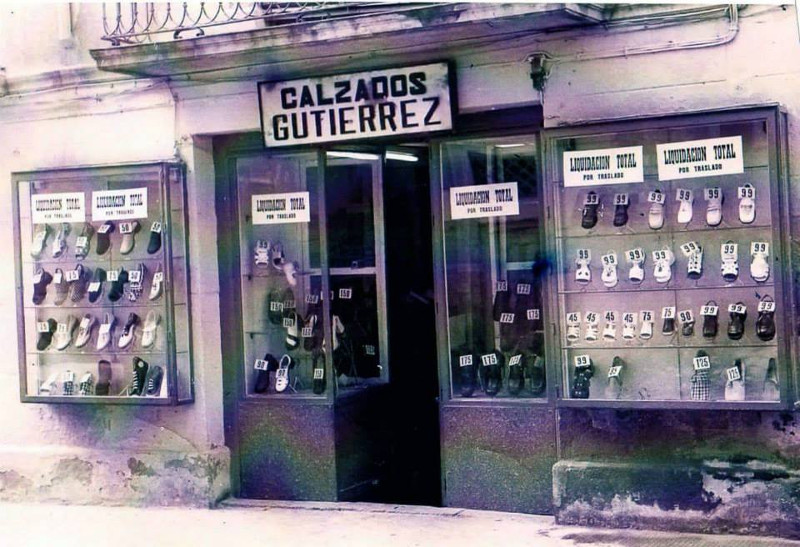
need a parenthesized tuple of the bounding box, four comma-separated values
(657, 136, 744, 181)
(31, 192, 86, 224)
(92, 188, 148, 221)
(563, 146, 644, 187)
(251, 192, 311, 225)
(450, 182, 519, 220)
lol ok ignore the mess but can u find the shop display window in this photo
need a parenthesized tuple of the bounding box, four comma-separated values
(13, 163, 192, 404)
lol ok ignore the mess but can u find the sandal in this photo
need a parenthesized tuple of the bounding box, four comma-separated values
(720, 241, 739, 283)
(750, 242, 770, 283)
(600, 252, 618, 288)
(274, 355, 294, 393)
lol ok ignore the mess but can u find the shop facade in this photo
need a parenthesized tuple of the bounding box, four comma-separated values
(3, 2, 800, 539)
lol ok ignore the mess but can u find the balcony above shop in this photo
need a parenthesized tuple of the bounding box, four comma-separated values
(90, 2, 606, 79)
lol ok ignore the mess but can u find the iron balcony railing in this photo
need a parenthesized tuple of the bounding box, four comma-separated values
(101, 2, 423, 46)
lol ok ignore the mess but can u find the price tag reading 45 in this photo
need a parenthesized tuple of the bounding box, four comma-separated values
(623, 312, 637, 325)
(601, 253, 617, 266)
(604, 311, 617, 322)
(721, 242, 738, 260)
(693, 355, 711, 370)
(676, 188, 693, 202)
(728, 303, 747, 314)
(758, 300, 776, 313)
(648, 191, 666, 205)
(614, 193, 629, 206)
(585, 312, 599, 325)
(574, 355, 592, 368)
(567, 312, 581, 325)
(626, 248, 645, 263)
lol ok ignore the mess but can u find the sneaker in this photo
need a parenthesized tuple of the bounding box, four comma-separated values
(95, 221, 115, 256)
(738, 184, 756, 224)
(141, 310, 161, 349)
(705, 187, 723, 226)
(147, 220, 163, 255)
(74, 314, 96, 349)
(119, 221, 141, 255)
(149, 263, 164, 301)
(32, 267, 53, 305)
(36, 318, 57, 351)
(78, 372, 94, 396)
(51, 223, 71, 258)
(274, 354, 294, 393)
(144, 364, 164, 396)
(68, 264, 91, 303)
(96, 313, 117, 351)
(118, 312, 141, 349)
(74, 223, 94, 260)
(52, 268, 69, 306)
(87, 268, 106, 303)
(54, 314, 78, 351)
(62, 370, 75, 396)
(130, 357, 149, 396)
(30, 224, 52, 259)
(676, 189, 694, 224)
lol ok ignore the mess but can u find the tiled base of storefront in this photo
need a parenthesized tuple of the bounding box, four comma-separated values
(0, 445, 230, 507)
(553, 459, 800, 539)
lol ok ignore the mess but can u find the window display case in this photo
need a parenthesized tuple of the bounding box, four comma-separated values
(543, 106, 793, 408)
(13, 162, 192, 404)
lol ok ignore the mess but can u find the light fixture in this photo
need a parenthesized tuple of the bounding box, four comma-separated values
(495, 143, 527, 149)
(326, 151, 381, 161)
(385, 151, 418, 162)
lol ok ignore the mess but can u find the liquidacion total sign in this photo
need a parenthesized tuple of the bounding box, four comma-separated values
(259, 63, 453, 147)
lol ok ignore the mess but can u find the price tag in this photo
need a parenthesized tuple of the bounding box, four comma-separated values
(585, 312, 599, 325)
(576, 249, 591, 262)
(32, 271, 43, 284)
(254, 359, 269, 371)
(481, 353, 498, 367)
(738, 186, 756, 200)
(648, 190, 666, 205)
(153, 272, 164, 284)
(88, 282, 101, 292)
(305, 294, 320, 304)
(128, 270, 142, 284)
(726, 366, 742, 382)
(583, 192, 599, 205)
(79, 317, 90, 329)
(622, 312, 637, 325)
(680, 241, 700, 257)
(693, 355, 711, 370)
(601, 253, 617, 266)
(53, 271, 63, 285)
(499, 313, 515, 324)
(509, 355, 522, 367)
(704, 187, 722, 201)
(526, 309, 541, 321)
(751, 242, 769, 255)
(36, 321, 50, 333)
(365, 345, 376, 356)
(678, 310, 694, 324)
(119, 222, 135, 235)
(626, 248, 645, 263)
(566, 312, 581, 325)
(65, 269, 80, 282)
(516, 283, 531, 295)
(313, 368, 325, 379)
(283, 299, 296, 310)
(700, 305, 719, 316)
(75, 236, 88, 248)
(339, 288, 352, 300)
(574, 355, 592, 368)
(282, 317, 295, 328)
(276, 368, 288, 380)
(728, 303, 747, 314)
(640, 310, 654, 322)
(652, 249, 669, 262)
(269, 302, 284, 312)
(150, 221, 162, 233)
(608, 365, 622, 378)
(496, 281, 508, 292)
(758, 300, 776, 313)
(107, 270, 120, 282)
(676, 188, 693, 202)
(614, 193, 629, 206)
(459, 355, 473, 367)
(56, 323, 68, 334)
(99, 323, 112, 334)
(662, 306, 676, 319)
(98, 224, 112, 234)
(721, 242, 738, 260)
(604, 311, 616, 322)
(301, 327, 313, 338)
(64, 371, 75, 382)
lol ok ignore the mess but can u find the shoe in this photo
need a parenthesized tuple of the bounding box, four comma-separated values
(68, 264, 91, 303)
(507, 354, 525, 396)
(30, 224, 52, 259)
(529, 354, 546, 396)
(457, 352, 476, 397)
(107, 268, 129, 302)
(750, 242, 770, 283)
(727, 302, 747, 341)
(312, 351, 326, 395)
(275, 355, 294, 393)
(662, 308, 676, 335)
(75, 314, 96, 349)
(267, 289, 285, 325)
(575, 256, 591, 285)
(78, 372, 94, 396)
(720, 241, 739, 282)
(95, 221, 115, 255)
(499, 311, 516, 353)
(144, 365, 164, 396)
(283, 261, 300, 287)
(705, 187, 723, 226)
(254, 240, 270, 267)
(39, 372, 59, 395)
(32, 267, 53, 305)
(653, 249, 675, 284)
(701, 301, 719, 338)
(648, 189, 665, 230)
(87, 268, 106, 303)
(36, 318, 57, 351)
(627, 249, 645, 284)
(147, 220, 163, 254)
(54, 314, 78, 351)
(285, 312, 300, 351)
(118, 313, 140, 349)
(480, 350, 504, 396)
(96, 313, 117, 351)
(119, 221, 141, 255)
(613, 194, 629, 227)
(130, 357, 149, 396)
(622, 313, 636, 339)
(676, 189, 694, 224)
(738, 184, 756, 224)
(95, 360, 112, 396)
(52, 268, 69, 305)
(756, 296, 776, 342)
(584, 318, 599, 342)
(254, 353, 279, 394)
(141, 311, 161, 348)
(686, 245, 703, 280)
(724, 359, 746, 401)
(571, 358, 594, 399)
(51, 223, 71, 258)
(566, 313, 581, 342)
(640, 311, 654, 340)
(270, 241, 286, 271)
(303, 312, 322, 352)
(492, 281, 511, 321)
(149, 263, 164, 301)
(764, 358, 779, 401)
(581, 192, 599, 229)
(600, 252, 618, 288)
(602, 318, 617, 340)
(605, 356, 624, 399)
(681, 313, 695, 337)
(62, 370, 75, 396)
(75, 223, 94, 260)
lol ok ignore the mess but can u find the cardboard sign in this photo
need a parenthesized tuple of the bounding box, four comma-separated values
(450, 182, 519, 220)
(251, 192, 311, 225)
(657, 136, 744, 180)
(31, 192, 86, 224)
(92, 188, 148, 221)
(563, 146, 644, 187)
(260, 63, 452, 147)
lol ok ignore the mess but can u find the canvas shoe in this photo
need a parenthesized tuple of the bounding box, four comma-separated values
(274, 354, 294, 393)
(36, 318, 57, 351)
(130, 357, 149, 396)
(52, 268, 70, 306)
(68, 264, 91, 303)
(39, 372, 59, 395)
(706, 189, 723, 226)
(51, 223, 71, 258)
(87, 268, 106, 303)
(126, 263, 147, 302)
(32, 266, 53, 305)
(95, 221, 115, 255)
(96, 313, 117, 351)
(54, 314, 78, 351)
(653, 249, 675, 284)
(739, 184, 756, 224)
(149, 263, 164, 301)
(78, 372, 94, 396)
(30, 224, 52, 259)
(750, 246, 770, 283)
(74, 223, 94, 260)
(724, 359, 746, 401)
(119, 221, 141, 255)
(74, 314, 96, 349)
(118, 312, 141, 349)
(144, 364, 164, 396)
(147, 220, 163, 255)
(141, 311, 161, 349)
(648, 190, 665, 230)
(677, 192, 694, 224)
(254, 240, 270, 267)
(62, 370, 75, 396)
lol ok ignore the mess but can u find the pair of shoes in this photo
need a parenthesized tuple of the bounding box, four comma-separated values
(253, 354, 295, 393)
(130, 357, 164, 396)
(254, 240, 301, 286)
(95, 221, 161, 255)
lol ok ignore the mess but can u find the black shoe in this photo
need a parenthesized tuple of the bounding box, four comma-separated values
(312, 351, 326, 395)
(662, 317, 675, 335)
(727, 303, 747, 340)
(130, 357, 149, 396)
(147, 221, 163, 254)
(613, 201, 629, 227)
(682, 320, 695, 337)
(254, 353, 279, 393)
(107, 268, 129, 303)
(756, 296, 776, 342)
(88, 268, 107, 303)
(144, 365, 164, 396)
(36, 318, 57, 350)
(32, 267, 53, 305)
(581, 192, 599, 229)
(702, 301, 718, 338)
(571, 359, 594, 399)
(267, 289, 284, 325)
(492, 281, 511, 322)
(480, 350, 504, 396)
(95, 359, 112, 396)
(529, 354, 546, 396)
(507, 354, 525, 396)
(95, 221, 116, 256)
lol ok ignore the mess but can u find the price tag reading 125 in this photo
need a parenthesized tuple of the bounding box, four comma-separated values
(608, 365, 622, 378)
(648, 191, 666, 204)
(726, 366, 742, 382)
(693, 355, 711, 370)
(574, 355, 591, 368)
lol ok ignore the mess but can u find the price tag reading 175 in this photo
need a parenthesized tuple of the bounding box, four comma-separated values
(459, 355, 473, 367)
(499, 313, 515, 324)
(526, 309, 541, 321)
(693, 355, 711, 370)
(574, 355, 591, 368)
(481, 353, 498, 367)
(313, 368, 324, 379)
(516, 283, 531, 295)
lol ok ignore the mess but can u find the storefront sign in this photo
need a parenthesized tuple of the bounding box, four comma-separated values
(91, 188, 148, 221)
(563, 146, 643, 187)
(259, 63, 452, 147)
(656, 136, 743, 180)
(31, 192, 85, 224)
(251, 192, 310, 225)
(449, 182, 519, 220)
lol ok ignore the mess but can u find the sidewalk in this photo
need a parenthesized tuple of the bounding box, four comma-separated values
(2, 499, 799, 547)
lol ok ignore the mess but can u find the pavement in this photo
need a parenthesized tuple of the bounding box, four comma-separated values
(2, 499, 799, 547)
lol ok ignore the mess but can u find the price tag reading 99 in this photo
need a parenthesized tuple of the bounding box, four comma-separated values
(652, 249, 669, 262)
(751, 241, 769, 255)
(614, 193, 629, 206)
(577, 249, 591, 262)
(704, 187, 721, 201)
(680, 241, 700, 257)
(758, 300, 776, 313)
(583, 193, 599, 206)
(676, 188, 693, 202)
(648, 191, 666, 205)
(626, 248, 644, 263)
(721, 242, 738, 259)
(700, 305, 719, 316)
(601, 253, 617, 266)
(738, 186, 756, 200)
(459, 355, 473, 367)
(574, 355, 591, 368)
(728, 303, 747, 314)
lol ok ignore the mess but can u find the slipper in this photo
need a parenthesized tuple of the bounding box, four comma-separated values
(575, 255, 591, 285)
(605, 356, 624, 399)
(653, 249, 674, 284)
(107, 268, 129, 302)
(626, 248, 645, 284)
(492, 281, 511, 321)
(724, 359, 746, 401)
(275, 354, 294, 393)
(270, 241, 286, 271)
(62, 370, 75, 396)
(312, 351, 327, 395)
(95, 359, 112, 395)
(756, 296, 776, 342)
(566, 312, 581, 342)
(149, 263, 164, 301)
(284, 312, 300, 351)
(51, 223, 71, 258)
(74, 314, 96, 349)
(52, 268, 69, 305)
(738, 184, 756, 224)
(32, 267, 53, 305)
(96, 313, 117, 351)
(571, 356, 593, 399)
(676, 188, 694, 224)
(74, 223, 94, 260)
(705, 187, 723, 226)
(602, 314, 617, 340)
(126, 263, 147, 302)
(130, 357, 149, 396)
(457, 352, 476, 397)
(701, 301, 719, 338)
(648, 189, 665, 230)
(144, 364, 164, 396)
(30, 224, 52, 259)
(750, 242, 770, 283)
(119, 221, 141, 255)
(68, 264, 91, 303)
(39, 372, 59, 395)
(639, 310, 654, 340)
(302, 309, 322, 352)
(36, 318, 57, 350)
(622, 312, 636, 339)
(254, 353, 279, 393)
(581, 191, 600, 230)
(662, 307, 676, 335)
(118, 312, 140, 349)
(727, 302, 747, 340)
(87, 267, 107, 303)
(764, 358, 779, 401)
(584, 312, 599, 342)
(680, 309, 695, 337)
(720, 241, 739, 283)
(480, 350, 504, 396)
(507, 354, 525, 396)
(254, 240, 270, 267)
(147, 220, 163, 254)
(529, 354, 546, 395)
(54, 314, 78, 350)
(612, 193, 629, 227)
(600, 252, 618, 288)
(140, 310, 161, 349)
(95, 221, 115, 255)
(78, 372, 94, 396)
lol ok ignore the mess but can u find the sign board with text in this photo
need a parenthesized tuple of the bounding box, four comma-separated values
(563, 146, 644, 187)
(657, 136, 743, 180)
(449, 183, 520, 220)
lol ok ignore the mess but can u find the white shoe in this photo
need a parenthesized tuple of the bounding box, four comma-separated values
(706, 188, 723, 226)
(275, 355, 293, 393)
(254, 240, 270, 267)
(677, 190, 694, 224)
(566, 313, 581, 342)
(602, 321, 617, 340)
(622, 321, 636, 340)
(751, 245, 770, 283)
(687, 247, 703, 280)
(653, 249, 675, 284)
(97, 313, 117, 351)
(721, 241, 739, 282)
(149, 264, 164, 301)
(74, 314, 96, 349)
(640, 318, 654, 340)
(40, 372, 59, 395)
(141, 311, 161, 348)
(585, 322, 599, 342)
(118, 313, 140, 349)
(54, 314, 77, 351)
(648, 190, 665, 230)
(575, 258, 591, 285)
(739, 184, 756, 224)
(601, 252, 618, 288)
